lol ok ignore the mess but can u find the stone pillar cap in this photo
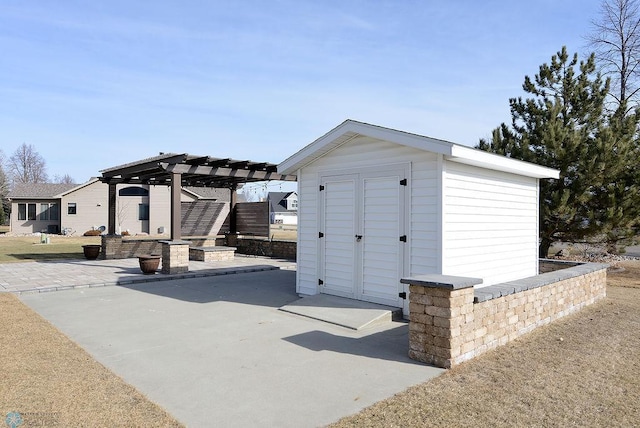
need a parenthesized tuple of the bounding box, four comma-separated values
(401, 274, 482, 289)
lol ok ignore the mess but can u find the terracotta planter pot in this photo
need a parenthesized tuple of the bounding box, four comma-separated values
(82, 245, 101, 260)
(138, 255, 161, 274)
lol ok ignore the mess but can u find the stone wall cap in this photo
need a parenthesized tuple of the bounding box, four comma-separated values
(190, 246, 236, 251)
(159, 240, 191, 245)
(473, 261, 608, 303)
(401, 274, 483, 289)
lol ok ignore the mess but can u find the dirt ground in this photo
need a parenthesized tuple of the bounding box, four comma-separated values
(332, 260, 640, 427)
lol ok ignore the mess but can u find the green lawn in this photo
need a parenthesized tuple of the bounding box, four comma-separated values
(0, 236, 101, 263)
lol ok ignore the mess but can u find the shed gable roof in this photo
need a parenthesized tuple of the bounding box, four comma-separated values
(278, 120, 559, 179)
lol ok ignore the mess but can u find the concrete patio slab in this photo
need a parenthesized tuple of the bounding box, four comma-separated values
(19, 269, 443, 428)
(0, 255, 296, 294)
(280, 294, 402, 330)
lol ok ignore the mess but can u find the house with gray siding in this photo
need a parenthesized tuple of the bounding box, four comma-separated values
(268, 192, 298, 225)
(278, 120, 559, 315)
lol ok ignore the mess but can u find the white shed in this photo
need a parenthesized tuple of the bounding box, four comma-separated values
(278, 120, 559, 315)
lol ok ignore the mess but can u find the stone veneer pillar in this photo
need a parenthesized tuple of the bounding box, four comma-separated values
(101, 234, 123, 260)
(400, 274, 482, 369)
(160, 240, 190, 274)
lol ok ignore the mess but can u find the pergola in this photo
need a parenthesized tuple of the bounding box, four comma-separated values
(99, 153, 296, 240)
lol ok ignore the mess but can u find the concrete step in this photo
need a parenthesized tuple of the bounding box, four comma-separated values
(279, 294, 402, 330)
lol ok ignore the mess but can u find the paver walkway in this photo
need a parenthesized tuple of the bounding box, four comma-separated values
(0, 256, 296, 293)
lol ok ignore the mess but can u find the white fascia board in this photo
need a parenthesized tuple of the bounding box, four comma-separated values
(448, 145, 560, 179)
(278, 121, 358, 175)
(278, 119, 559, 179)
(278, 120, 455, 175)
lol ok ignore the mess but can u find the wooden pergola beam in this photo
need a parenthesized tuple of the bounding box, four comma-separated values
(100, 153, 297, 241)
(159, 163, 296, 182)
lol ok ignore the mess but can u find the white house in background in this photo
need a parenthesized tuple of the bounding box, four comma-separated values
(8, 180, 231, 236)
(268, 192, 298, 225)
(278, 120, 559, 315)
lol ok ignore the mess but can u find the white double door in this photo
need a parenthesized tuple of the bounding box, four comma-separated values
(319, 165, 408, 308)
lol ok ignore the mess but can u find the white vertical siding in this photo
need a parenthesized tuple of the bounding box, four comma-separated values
(297, 169, 318, 295)
(442, 161, 539, 286)
(296, 135, 439, 296)
(321, 176, 357, 298)
(361, 175, 401, 305)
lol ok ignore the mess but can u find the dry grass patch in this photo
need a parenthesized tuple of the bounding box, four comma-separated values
(608, 259, 640, 288)
(0, 293, 183, 427)
(0, 236, 100, 263)
(332, 262, 640, 428)
(268, 227, 297, 241)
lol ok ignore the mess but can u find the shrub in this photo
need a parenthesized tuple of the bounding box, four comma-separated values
(83, 230, 102, 236)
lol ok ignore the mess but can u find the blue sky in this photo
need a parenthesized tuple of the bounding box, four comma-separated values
(0, 1, 601, 194)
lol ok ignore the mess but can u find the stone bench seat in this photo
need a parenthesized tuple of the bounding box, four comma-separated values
(189, 246, 236, 262)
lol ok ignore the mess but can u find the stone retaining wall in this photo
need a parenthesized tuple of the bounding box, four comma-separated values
(101, 235, 222, 259)
(101, 234, 296, 260)
(225, 235, 296, 260)
(402, 261, 607, 369)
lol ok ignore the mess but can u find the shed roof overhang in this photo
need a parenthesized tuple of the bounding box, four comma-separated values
(278, 120, 560, 180)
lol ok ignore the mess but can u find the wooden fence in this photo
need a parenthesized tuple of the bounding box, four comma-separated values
(180, 201, 269, 237)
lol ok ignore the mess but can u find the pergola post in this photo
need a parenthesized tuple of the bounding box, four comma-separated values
(108, 182, 117, 235)
(170, 172, 182, 241)
(229, 184, 237, 234)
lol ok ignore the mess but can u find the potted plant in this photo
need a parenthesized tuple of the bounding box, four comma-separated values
(138, 254, 161, 274)
(82, 244, 101, 260)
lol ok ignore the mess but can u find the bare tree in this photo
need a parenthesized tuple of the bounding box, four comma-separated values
(8, 143, 48, 184)
(0, 150, 8, 195)
(53, 173, 75, 184)
(588, 0, 640, 113)
(0, 150, 8, 225)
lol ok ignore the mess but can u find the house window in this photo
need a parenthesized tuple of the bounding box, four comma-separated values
(50, 203, 59, 221)
(290, 199, 298, 210)
(138, 204, 149, 221)
(40, 203, 59, 220)
(68, 202, 77, 215)
(40, 204, 49, 220)
(18, 203, 26, 221)
(27, 204, 37, 220)
(120, 187, 149, 196)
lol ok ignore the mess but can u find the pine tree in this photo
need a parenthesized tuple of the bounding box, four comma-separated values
(478, 47, 610, 257)
(588, 104, 640, 252)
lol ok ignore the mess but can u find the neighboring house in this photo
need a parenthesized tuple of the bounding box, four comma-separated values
(7, 183, 76, 234)
(8, 180, 232, 236)
(278, 120, 559, 315)
(268, 192, 298, 225)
